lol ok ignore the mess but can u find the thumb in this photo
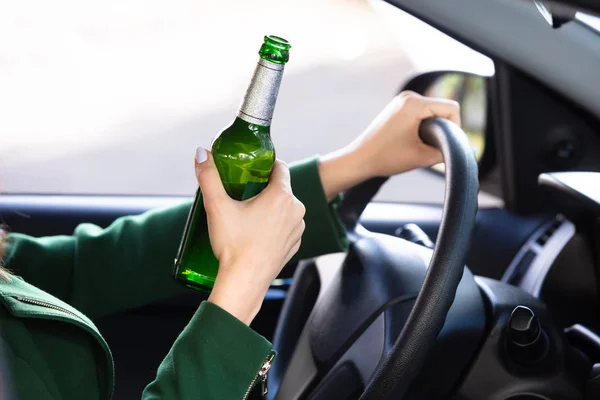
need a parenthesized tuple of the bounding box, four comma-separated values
(195, 147, 228, 204)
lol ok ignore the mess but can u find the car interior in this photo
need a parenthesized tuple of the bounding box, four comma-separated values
(2, 0, 600, 399)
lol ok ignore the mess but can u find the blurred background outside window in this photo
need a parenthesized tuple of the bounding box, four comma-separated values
(0, 0, 494, 204)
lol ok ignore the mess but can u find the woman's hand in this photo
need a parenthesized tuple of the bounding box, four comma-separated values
(318, 91, 461, 200)
(194, 148, 306, 325)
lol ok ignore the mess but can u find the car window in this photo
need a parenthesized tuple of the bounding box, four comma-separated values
(576, 12, 600, 33)
(424, 73, 487, 167)
(0, 0, 496, 205)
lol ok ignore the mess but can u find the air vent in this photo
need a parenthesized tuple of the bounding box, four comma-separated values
(535, 216, 564, 247)
(506, 249, 537, 285)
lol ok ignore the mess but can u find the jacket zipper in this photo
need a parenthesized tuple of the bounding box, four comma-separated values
(12, 295, 114, 400)
(13, 296, 83, 321)
(14, 296, 273, 400)
(242, 352, 276, 400)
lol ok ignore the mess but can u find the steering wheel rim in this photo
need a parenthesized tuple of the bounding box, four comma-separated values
(339, 117, 479, 399)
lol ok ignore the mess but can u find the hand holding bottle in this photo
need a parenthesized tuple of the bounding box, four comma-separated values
(318, 91, 461, 200)
(194, 147, 306, 325)
(173, 35, 291, 292)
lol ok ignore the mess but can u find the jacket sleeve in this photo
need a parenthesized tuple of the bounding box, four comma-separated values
(3, 157, 348, 318)
(142, 301, 274, 400)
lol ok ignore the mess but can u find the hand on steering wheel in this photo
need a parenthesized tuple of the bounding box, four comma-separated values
(318, 91, 461, 202)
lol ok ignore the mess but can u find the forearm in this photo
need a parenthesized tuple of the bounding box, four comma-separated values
(142, 301, 274, 400)
(3, 158, 347, 319)
(318, 146, 372, 202)
(3, 201, 193, 318)
(207, 259, 267, 326)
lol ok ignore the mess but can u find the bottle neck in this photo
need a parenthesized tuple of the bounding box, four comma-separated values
(237, 58, 285, 127)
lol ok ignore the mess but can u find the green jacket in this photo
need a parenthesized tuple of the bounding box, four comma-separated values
(0, 157, 347, 400)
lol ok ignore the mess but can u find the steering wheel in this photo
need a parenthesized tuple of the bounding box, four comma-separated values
(269, 118, 480, 400)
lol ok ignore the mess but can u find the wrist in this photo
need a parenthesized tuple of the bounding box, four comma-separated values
(318, 145, 373, 201)
(343, 143, 378, 180)
(208, 292, 262, 326)
(208, 260, 270, 326)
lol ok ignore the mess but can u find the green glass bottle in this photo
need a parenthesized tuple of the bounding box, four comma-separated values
(173, 35, 291, 292)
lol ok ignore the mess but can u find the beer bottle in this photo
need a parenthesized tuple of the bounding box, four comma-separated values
(173, 35, 291, 292)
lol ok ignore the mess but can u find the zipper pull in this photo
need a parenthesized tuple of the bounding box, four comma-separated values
(259, 353, 275, 396)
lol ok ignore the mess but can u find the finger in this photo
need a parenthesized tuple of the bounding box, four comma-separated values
(397, 90, 418, 99)
(420, 144, 444, 166)
(266, 160, 292, 193)
(195, 147, 228, 204)
(419, 97, 462, 127)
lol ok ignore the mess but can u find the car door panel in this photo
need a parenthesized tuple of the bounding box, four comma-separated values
(1, 195, 549, 278)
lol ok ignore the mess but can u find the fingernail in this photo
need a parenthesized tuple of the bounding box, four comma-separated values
(195, 147, 207, 164)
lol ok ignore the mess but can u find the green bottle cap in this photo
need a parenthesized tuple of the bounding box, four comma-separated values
(259, 35, 291, 64)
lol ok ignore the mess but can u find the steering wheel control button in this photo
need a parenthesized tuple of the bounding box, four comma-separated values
(507, 306, 549, 364)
